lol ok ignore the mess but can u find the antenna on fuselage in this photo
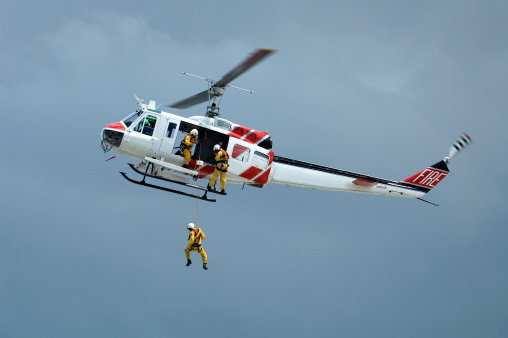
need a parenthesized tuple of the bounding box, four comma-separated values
(134, 94, 147, 110)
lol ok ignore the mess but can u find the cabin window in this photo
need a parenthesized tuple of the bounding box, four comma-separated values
(123, 110, 143, 127)
(232, 144, 251, 162)
(133, 115, 157, 136)
(166, 122, 177, 138)
(254, 151, 269, 161)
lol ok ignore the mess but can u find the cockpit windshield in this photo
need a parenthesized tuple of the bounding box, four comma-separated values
(122, 110, 143, 127)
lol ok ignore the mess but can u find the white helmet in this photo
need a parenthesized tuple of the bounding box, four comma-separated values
(213, 144, 221, 151)
(190, 129, 198, 137)
(187, 223, 195, 230)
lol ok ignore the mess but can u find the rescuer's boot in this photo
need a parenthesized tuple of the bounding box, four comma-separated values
(182, 164, 189, 169)
(203, 263, 208, 270)
(207, 185, 215, 191)
(186, 259, 192, 266)
(221, 189, 227, 195)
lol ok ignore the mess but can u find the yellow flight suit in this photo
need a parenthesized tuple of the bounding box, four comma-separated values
(185, 228, 207, 263)
(208, 149, 229, 190)
(180, 134, 198, 165)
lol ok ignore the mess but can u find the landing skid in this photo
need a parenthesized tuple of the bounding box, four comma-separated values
(120, 163, 217, 202)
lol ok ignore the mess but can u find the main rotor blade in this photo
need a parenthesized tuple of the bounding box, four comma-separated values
(213, 48, 276, 88)
(168, 48, 276, 110)
(168, 90, 210, 109)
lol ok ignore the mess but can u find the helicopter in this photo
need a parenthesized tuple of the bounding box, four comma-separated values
(101, 48, 472, 204)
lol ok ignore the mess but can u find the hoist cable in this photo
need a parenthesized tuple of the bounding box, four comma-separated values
(195, 141, 202, 227)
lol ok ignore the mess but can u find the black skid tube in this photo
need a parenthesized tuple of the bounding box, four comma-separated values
(120, 172, 216, 202)
(127, 163, 223, 195)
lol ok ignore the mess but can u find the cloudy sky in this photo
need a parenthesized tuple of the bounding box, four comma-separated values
(1, 0, 507, 337)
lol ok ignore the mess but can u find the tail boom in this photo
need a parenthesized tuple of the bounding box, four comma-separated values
(268, 133, 471, 201)
(270, 156, 426, 199)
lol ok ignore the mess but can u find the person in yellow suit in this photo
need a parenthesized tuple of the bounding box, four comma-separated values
(208, 144, 229, 195)
(179, 129, 198, 169)
(185, 223, 208, 270)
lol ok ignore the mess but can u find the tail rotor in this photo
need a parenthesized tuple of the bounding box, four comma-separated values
(402, 133, 472, 192)
(445, 133, 472, 164)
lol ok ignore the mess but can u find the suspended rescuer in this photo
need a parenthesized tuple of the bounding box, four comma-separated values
(208, 144, 229, 195)
(185, 223, 208, 270)
(180, 129, 198, 169)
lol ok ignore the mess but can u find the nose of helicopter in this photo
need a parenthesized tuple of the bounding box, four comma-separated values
(101, 122, 125, 151)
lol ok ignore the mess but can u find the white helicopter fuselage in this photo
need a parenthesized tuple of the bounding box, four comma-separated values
(101, 101, 463, 201)
(101, 48, 471, 203)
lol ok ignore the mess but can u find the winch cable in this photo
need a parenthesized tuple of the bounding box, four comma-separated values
(195, 140, 203, 227)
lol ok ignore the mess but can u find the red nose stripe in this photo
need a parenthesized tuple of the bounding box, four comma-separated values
(106, 122, 125, 131)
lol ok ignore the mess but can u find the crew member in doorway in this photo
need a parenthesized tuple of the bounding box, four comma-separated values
(180, 129, 198, 169)
(185, 223, 208, 270)
(208, 144, 229, 195)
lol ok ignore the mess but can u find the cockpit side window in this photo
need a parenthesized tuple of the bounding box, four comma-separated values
(123, 110, 143, 128)
(133, 115, 157, 136)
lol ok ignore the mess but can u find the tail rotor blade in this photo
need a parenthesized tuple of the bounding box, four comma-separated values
(446, 133, 472, 163)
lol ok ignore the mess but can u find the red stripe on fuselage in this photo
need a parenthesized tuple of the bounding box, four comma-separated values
(245, 130, 268, 144)
(254, 168, 271, 185)
(268, 151, 274, 165)
(353, 178, 376, 186)
(188, 161, 216, 178)
(240, 166, 263, 180)
(229, 126, 251, 139)
(197, 165, 216, 178)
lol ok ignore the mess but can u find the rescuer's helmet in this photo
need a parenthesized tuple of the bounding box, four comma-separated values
(190, 129, 198, 137)
(187, 223, 195, 230)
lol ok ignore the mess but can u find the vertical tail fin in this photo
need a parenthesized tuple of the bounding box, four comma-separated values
(402, 160, 450, 191)
(401, 133, 472, 192)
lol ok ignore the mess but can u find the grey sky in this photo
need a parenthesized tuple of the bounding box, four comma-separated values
(1, 1, 507, 337)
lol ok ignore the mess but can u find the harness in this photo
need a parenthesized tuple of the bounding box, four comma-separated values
(188, 229, 202, 248)
(180, 135, 197, 151)
(216, 149, 229, 172)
